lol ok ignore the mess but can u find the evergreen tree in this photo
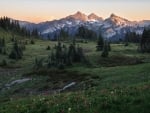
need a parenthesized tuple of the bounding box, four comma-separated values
(9, 41, 23, 59)
(0, 59, 7, 66)
(30, 39, 35, 44)
(108, 42, 111, 51)
(59, 29, 69, 41)
(96, 34, 104, 51)
(124, 31, 141, 44)
(76, 26, 97, 40)
(140, 28, 150, 52)
(47, 34, 51, 40)
(34, 58, 43, 69)
(46, 41, 87, 69)
(124, 32, 129, 46)
(76, 45, 84, 62)
(55, 42, 62, 61)
(31, 29, 39, 38)
(68, 44, 76, 63)
(2, 38, 5, 47)
(0, 38, 6, 54)
(50, 49, 56, 66)
(0, 17, 31, 37)
(2, 48, 7, 55)
(46, 45, 51, 50)
(101, 41, 109, 57)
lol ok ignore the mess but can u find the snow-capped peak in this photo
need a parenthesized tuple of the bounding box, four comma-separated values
(66, 11, 103, 22)
(88, 13, 103, 21)
(7, 12, 150, 41)
(67, 11, 88, 21)
(110, 13, 129, 21)
(105, 13, 131, 26)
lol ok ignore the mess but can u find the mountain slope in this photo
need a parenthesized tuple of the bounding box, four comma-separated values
(67, 11, 88, 21)
(88, 13, 103, 21)
(12, 12, 150, 41)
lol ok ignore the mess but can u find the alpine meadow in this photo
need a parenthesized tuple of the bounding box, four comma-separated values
(0, 0, 150, 113)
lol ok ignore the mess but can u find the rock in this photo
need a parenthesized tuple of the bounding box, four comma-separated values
(62, 82, 76, 91)
(5, 78, 31, 87)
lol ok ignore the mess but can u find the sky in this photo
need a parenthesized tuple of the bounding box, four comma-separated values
(0, 0, 150, 23)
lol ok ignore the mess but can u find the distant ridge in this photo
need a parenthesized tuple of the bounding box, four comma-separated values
(66, 11, 103, 21)
(3, 11, 150, 41)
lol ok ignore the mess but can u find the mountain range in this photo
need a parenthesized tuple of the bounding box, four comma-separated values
(16, 11, 150, 41)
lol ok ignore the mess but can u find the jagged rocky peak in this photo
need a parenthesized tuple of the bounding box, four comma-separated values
(68, 11, 88, 21)
(107, 13, 131, 26)
(88, 13, 98, 18)
(110, 13, 129, 21)
(88, 13, 103, 21)
(110, 13, 118, 18)
(76, 11, 84, 15)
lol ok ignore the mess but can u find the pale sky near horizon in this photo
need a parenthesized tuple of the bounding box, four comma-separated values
(0, 0, 149, 23)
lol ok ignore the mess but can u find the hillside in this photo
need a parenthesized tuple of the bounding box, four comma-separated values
(0, 18, 150, 112)
(0, 26, 150, 112)
(16, 12, 150, 40)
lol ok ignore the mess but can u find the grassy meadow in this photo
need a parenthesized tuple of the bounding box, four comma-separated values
(0, 30, 150, 113)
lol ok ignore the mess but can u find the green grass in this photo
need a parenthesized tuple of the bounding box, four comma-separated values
(0, 63, 150, 113)
(0, 83, 150, 113)
(0, 30, 150, 113)
(0, 35, 149, 68)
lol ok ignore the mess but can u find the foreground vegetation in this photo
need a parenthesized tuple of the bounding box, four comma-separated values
(0, 39, 149, 113)
(0, 62, 150, 113)
(1, 83, 150, 113)
(0, 21, 150, 112)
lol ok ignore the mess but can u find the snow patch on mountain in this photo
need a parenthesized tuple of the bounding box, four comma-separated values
(12, 11, 150, 41)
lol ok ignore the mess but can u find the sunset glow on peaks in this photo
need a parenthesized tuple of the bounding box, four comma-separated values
(0, 0, 149, 23)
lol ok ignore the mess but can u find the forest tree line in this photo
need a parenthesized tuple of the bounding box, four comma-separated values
(0, 16, 39, 38)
